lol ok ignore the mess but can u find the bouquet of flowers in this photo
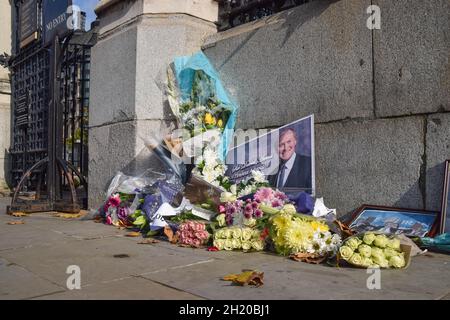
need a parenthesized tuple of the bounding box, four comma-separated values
(267, 208, 341, 260)
(219, 187, 291, 227)
(213, 226, 265, 251)
(338, 232, 409, 269)
(176, 221, 210, 248)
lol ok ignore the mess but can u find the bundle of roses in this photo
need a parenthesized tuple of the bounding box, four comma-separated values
(267, 205, 341, 257)
(338, 232, 407, 269)
(213, 226, 265, 251)
(218, 187, 291, 227)
(176, 221, 210, 248)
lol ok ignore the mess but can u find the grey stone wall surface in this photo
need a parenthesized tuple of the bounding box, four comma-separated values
(373, 0, 449, 117)
(202, 0, 450, 215)
(315, 117, 425, 215)
(88, 8, 217, 208)
(426, 113, 450, 212)
(89, 26, 138, 128)
(204, 0, 373, 129)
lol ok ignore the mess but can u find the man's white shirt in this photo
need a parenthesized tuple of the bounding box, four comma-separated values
(277, 153, 296, 187)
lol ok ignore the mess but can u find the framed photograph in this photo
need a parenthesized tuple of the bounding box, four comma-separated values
(225, 115, 315, 195)
(345, 205, 438, 237)
(439, 160, 450, 234)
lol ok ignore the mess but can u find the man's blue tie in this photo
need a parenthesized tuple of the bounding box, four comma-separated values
(277, 164, 286, 188)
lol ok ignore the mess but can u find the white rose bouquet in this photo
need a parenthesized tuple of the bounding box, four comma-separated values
(213, 226, 265, 252)
(338, 232, 410, 269)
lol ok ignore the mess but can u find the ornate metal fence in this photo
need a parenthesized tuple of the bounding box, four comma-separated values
(217, 0, 315, 30)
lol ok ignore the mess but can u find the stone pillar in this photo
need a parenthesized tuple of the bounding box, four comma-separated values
(88, 0, 218, 209)
(0, 0, 11, 194)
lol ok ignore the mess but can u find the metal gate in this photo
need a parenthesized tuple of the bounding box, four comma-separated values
(7, 1, 96, 213)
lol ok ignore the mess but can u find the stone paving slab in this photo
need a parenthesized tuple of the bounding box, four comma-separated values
(34, 276, 203, 300)
(1, 196, 450, 300)
(0, 236, 215, 289)
(0, 258, 65, 300)
(141, 251, 450, 300)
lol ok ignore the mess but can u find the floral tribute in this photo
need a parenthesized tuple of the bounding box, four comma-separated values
(268, 206, 341, 257)
(176, 221, 210, 248)
(218, 187, 290, 227)
(338, 232, 408, 269)
(213, 226, 265, 252)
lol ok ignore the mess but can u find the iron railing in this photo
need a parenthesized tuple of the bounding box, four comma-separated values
(217, 0, 315, 30)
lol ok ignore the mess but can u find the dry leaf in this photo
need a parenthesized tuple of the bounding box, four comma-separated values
(164, 226, 178, 244)
(223, 270, 264, 287)
(9, 212, 28, 217)
(138, 239, 160, 245)
(53, 212, 85, 219)
(334, 220, 355, 238)
(290, 252, 328, 264)
(125, 231, 141, 237)
(7, 220, 25, 225)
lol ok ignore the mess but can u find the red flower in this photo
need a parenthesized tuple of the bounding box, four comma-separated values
(260, 227, 269, 240)
(207, 246, 219, 252)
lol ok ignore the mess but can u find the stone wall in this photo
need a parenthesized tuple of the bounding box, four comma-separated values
(0, 0, 11, 193)
(203, 0, 449, 215)
(88, 0, 218, 209)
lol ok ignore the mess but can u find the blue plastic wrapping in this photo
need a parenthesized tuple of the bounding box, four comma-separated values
(172, 51, 238, 161)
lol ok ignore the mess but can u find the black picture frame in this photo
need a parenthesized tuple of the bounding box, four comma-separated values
(439, 160, 450, 234)
(344, 205, 439, 237)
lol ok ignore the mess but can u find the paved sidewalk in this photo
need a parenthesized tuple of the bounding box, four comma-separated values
(0, 196, 449, 300)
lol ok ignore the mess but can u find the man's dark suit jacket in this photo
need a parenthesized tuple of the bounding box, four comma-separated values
(268, 154, 312, 190)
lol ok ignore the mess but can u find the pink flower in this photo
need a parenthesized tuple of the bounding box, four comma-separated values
(219, 205, 226, 213)
(251, 201, 259, 209)
(105, 216, 113, 225)
(271, 199, 282, 208)
(195, 223, 205, 232)
(109, 195, 121, 207)
(254, 187, 273, 202)
(254, 209, 263, 218)
(193, 239, 201, 247)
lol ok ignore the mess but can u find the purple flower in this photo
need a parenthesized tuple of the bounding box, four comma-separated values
(244, 204, 253, 215)
(271, 199, 282, 208)
(254, 209, 263, 218)
(251, 201, 258, 209)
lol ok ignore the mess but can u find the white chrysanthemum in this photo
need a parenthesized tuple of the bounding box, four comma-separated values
(251, 170, 267, 183)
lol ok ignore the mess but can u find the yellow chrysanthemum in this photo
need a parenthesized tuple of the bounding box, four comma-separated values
(217, 119, 223, 127)
(284, 220, 315, 253)
(204, 113, 216, 125)
(311, 220, 329, 233)
(272, 213, 292, 232)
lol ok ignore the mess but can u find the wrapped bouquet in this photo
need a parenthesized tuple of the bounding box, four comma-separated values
(267, 207, 342, 262)
(338, 232, 410, 269)
(213, 226, 265, 252)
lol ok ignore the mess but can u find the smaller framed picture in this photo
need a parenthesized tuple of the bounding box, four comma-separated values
(345, 205, 438, 237)
(439, 160, 450, 234)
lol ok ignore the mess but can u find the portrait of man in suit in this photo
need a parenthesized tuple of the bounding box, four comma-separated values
(268, 128, 312, 191)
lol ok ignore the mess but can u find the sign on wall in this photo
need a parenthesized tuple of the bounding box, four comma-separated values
(19, 0, 39, 48)
(43, 0, 73, 45)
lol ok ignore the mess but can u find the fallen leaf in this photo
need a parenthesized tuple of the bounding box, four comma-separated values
(222, 270, 264, 287)
(9, 212, 28, 217)
(164, 226, 178, 244)
(7, 220, 25, 225)
(334, 220, 355, 238)
(53, 212, 85, 219)
(138, 239, 160, 245)
(125, 231, 141, 237)
(290, 252, 328, 264)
